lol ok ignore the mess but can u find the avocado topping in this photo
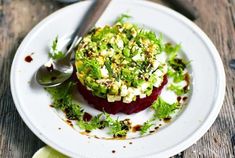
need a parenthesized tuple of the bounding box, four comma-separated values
(75, 22, 167, 103)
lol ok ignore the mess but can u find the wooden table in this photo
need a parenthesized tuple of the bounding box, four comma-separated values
(0, 0, 234, 157)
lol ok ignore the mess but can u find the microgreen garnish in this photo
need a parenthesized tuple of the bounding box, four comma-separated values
(104, 60, 114, 77)
(77, 114, 104, 131)
(104, 113, 129, 137)
(152, 97, 180, 119)
(49, 36, 65, 60)
(168, 84, 188, 96)
(116, 14, 131, 23)
(78, 58, 102, 79)
(140, 121, 153, 135)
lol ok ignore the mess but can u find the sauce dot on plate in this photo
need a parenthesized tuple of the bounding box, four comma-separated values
(132, 125, 142, 132)
(25, 55, 33, 63)
(83, 112, 93, 122)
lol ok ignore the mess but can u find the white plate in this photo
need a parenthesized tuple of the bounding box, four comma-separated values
(10, 0, 225, 157)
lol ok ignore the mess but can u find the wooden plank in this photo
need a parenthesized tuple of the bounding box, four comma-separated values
(182, 0, 235, 157)
(0, 0, 65, 157)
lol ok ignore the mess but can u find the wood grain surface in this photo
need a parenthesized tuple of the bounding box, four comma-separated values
(0, 0, 234, 157)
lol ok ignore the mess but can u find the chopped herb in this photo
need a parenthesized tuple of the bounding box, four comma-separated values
(79, 59, 102, 79)
(104, 60, 113, 77)
(49, 36, 65, 60)
(45, 82, 84, 120)
(91, 26, 118, 42)
(65, 103, 84, 120)
(136, 30, 164, 52)
(168, 84, 188, 96)
(121, 68, 135, 83)
(104, 113, 129, 137)
(52, 36, 58, 51)
(140, 121, 153, 135)
(165, 43, 190, 84)
(77, 114, 104, 131)
(152, 97, 179, 119)
(165, 43, 181, 60)
(115, 14, 131, 23)
(45, 81, 74, 109)
(169, 58, 187, 72)
(167, 68, 185, 83)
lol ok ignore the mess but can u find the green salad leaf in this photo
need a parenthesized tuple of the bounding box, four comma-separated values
(168, 84, 188, 96)
(79, 58, 102, 79)
(104, 113, 129, 137)
(167, 68, 185, 83)
(152, 97, 179, 119)
(140, 121, 153, 135)
(165, 43, 181, 60)
(115, 14, 131, 23)
(45, 82, 84, 120)
(77, 114, 104, 131)
(49, 36, 65, 60)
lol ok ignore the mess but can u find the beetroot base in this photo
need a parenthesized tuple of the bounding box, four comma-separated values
(77, 75, 168, 115)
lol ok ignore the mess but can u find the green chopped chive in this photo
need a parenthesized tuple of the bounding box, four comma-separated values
(152, 97, 180, 119)
(104, 60, 114, 77)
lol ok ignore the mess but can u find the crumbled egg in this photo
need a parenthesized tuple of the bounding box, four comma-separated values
(141, 82, 149, 91)
(139, 93, 147, 99)
(120, 85, 128, 96)
(123, 94, 135, 103)
(100, 50, 108, 56)
(153, 60, 160, 69)
(154, 69, 163, 77)
(132, 53, 145, 61)
(153, 77, 163, 87)
(116, 39, 124, 49)
(162, 64, 168, 74)
(83, 37, 91, 43)
(132, 88, 141, 95)
(123, 22, 132, 29)
(101, 66, 109, 78)
(131, 28, 137, 37)
(156, 53, 167, 63)
(108, 48, 115, 57)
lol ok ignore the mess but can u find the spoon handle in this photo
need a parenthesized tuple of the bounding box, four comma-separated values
(67, 0, 111, 54)
(77, 0, 111, 37)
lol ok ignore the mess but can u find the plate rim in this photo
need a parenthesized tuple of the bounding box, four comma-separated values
(10, 0, 226, 157)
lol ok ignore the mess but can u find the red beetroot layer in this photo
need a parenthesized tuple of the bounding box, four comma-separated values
(77, 75, 168, 115)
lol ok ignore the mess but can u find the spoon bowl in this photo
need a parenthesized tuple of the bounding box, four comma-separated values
(35, 60, 73, 87)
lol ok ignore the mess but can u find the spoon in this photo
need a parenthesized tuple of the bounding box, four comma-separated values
(35, 0, 111, 87)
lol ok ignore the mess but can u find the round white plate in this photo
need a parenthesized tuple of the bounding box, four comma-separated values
(10, 0, 225, 157)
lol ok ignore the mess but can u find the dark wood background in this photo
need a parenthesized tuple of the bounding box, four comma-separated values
(0, 0, 234, 157)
